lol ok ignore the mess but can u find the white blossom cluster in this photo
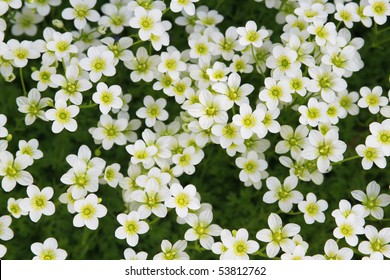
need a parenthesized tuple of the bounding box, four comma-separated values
(0, 0, 390, 260)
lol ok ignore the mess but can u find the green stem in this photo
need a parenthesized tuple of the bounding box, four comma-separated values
(19, 68, 27, 96)
(79, 102, 98, 109)
(331, 155, 360, 166)
(250, 44, 266, 78)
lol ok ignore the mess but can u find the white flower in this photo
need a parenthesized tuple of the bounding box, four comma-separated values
(333, 215, 365, 246)
(115, 211, 149, 247)
(79, 47, 116, 83)
(126, 140, 158, 169)
(3, 39, 40, 68)
(103, 163, 123, 188)
(298, 193, 328, 224)
(46, 32, 78, 61)
(170, 0, 199, 16)
(219, 228, 259, 260)
(92, 82, 123, 114)
(212, 72, 253, 107)
(358, 225, 390, 259)
(62, 0, 100, 30)
(31, 237, 67, 260)
(188, 34, 216, 62)
(236, 151, 268, 184)
(16, 139, 43, 161)
(0, 114, 7, 140)
(281, 245, 311, 260)
(301, 129, 347, 173)
(131, 183, 170, 218)
(99, 4, 131, 34)
(158, 46, 186, 80)
(357, 86, 388, 114)
(298, 98, 327, 127)
(165, 183, 200, 218)
(73, 194, 107, 230)
(307, 22, 337, 46)
(184, 210, 222, 250)
(172, 146, 203, 177)
(124, 47, 159, 82)
(91, 115, 128, 150)
(129, 6, 163, 41)
(0, 151, 33, 192)
(356, 141, 386, 170)
(211, 122, 244, 149)
(306, 65, 347, 103)
(20, 185, 55, 223)
(25, 0, 61, 17)
(11, 7, 44, 37)
(50, 64, 92, 105)
(351, 181, 390, 220)
(256, 213, 300, 258)
(232, 104, 267, 139)
(263, 176, 303, 213)
(136, 96, 168, 127)
(0, 244, 6, 258)
(317, 239, 353, 260)
(259, 77, 292, 109)
(0, 215, 13, 241)
(366, 119, 390, 156)
(331, 199, 366, 220)
(45, 99, 80, 133)
(153, 240, 189, 260)
(236, 20, 268, 48)
(275, 125, 309, 158)
(266, 46, 300, 79)
(7, 198, 28, 218)
(335, 2, 360, 28)
(123, 248, 148, 260)
(363, 0, 390, 25)
(31, 65, 56, 92)
(0, 0, 22, 16)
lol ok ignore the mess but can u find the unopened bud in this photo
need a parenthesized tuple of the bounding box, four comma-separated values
(5, 73, 16, 82)
(6, 134, 12, 142)
(97, 25, 107, 35)
(52, 19, 64, 29)
(94, 148, 101, 157)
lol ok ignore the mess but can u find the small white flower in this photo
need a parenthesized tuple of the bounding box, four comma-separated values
(358, 225, 390, 259)
(363, 0, 390, 25)
(158, 46, 186, 80)
(236, 20, 268, 48)
(351, 181, 390, 220)
(115, 211, 149, 247)
(170, 0, 199, 16)
(129, 6, 164, 41)
(184, 210, 222, 250)
(301, 129, 347, 173)
(298, 193, 328, 224)
(366, 119, 390, 156)
(16, 139, 43, 161)
(0, 215, 13, 241)
(236, 151, 268, 184)
(103, 163, 123, 188)
(45, 99, 80, 133)
(165, 183, 200, 218)
(172, 146, 203, 177)
(31, 65, 56, 92)
(126, 140, 158, 169)
(79, 47, 116, 83)
(91, 115, 128, 150)
(153, 240, 189, 260)
(12, 7, 44, 37)
(263, 176, 303, 213)
(7, 198, 28, 218)
(259, 77, 292, 109)
(131, 183, 170, 218)
(298, 98, 327, 127)
(136, 96, 168, 127)
(256, 213, 300, 258)
(232, 104, 267, 139)
(123, 248, 148, 260)
(73, 194, 107, 230)
(31, 237, 67, 260)
(220, 228, 259, 260)
(358, 86, 388, 114)
(266, 46, 300, 79)
(16, 88, 51, 125)
(333, 215, 365, 246)
(20, 185, 55, 223)
(3, 39, 40, 68)
(46, 32, 78, 61)
(316, 239, 353, 260)
(92, 82, 123, 114)
(356, 142, 386, 170)
(62, 0, 100, 30)
(0, 151, 34, 192)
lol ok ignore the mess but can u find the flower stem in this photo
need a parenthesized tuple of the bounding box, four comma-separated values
(19, 68, 27, 96)
(79, 102, 98, 109)
(250, 44, 266, 78)
(331, 155, 360, 166)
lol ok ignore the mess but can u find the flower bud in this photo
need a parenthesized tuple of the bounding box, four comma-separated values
(52, 19, 64, 29)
